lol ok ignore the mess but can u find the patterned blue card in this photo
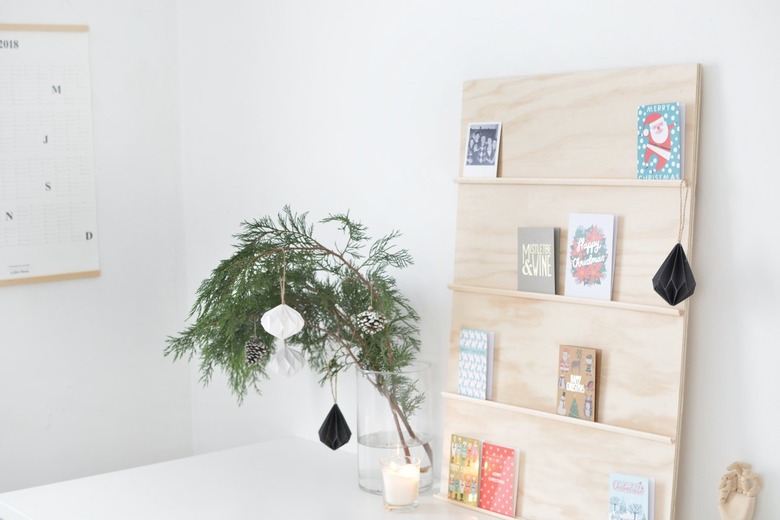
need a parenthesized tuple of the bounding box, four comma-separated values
(457, 329, 494, 400)
(637, 102, 684, 180)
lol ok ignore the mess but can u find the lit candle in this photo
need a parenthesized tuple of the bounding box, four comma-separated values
(381, 456, 421, 511)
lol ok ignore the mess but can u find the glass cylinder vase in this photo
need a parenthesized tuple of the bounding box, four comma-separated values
(356, 362, 433, 494)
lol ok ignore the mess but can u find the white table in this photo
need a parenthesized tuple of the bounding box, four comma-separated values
(0, 438, 492, 520)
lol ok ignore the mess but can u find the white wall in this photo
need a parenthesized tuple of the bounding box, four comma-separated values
(2, 1, 777, 518)
(176, 0, 462, 455)
(177, 1, 780, 518)
(0, 0, 192, 492)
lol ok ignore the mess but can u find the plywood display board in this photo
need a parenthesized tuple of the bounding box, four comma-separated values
(439, 64, 700, 520)
(0, 24, 100, 286)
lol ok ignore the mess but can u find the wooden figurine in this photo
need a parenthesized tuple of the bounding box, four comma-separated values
(718, 461, 761, 520)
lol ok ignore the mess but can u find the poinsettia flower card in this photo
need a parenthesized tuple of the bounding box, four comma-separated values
(563, 213, 617, 301)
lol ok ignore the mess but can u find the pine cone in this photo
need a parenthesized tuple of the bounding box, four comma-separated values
(245, 337, 268, 365)
(355, 310, 387, 335)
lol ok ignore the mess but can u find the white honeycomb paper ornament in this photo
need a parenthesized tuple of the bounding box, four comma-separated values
(267, 341, 305, 377)
(260, 303, 305, 339)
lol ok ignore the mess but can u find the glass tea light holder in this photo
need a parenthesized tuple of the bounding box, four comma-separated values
(380, 455, 421, 512)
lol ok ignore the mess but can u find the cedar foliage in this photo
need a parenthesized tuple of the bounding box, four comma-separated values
(164, 206, 422, 416)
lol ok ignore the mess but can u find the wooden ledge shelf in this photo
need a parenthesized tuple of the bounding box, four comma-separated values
(442, 392, 675, 444)
(432, 493, 524, 519)
(443, 65, 699, 520)
(454, 177, 683, 188)
(448, 284, 683, 317)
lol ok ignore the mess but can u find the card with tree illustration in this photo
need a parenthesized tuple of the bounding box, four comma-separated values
(563, 213, 617, 301)
(609, 473, 654, 520)
(556, 345, 599, 422)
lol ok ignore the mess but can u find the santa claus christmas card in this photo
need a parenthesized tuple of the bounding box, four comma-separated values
(636, 102, 685, 180)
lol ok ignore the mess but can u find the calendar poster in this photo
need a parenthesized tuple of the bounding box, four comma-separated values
(0, 25, 100, 285)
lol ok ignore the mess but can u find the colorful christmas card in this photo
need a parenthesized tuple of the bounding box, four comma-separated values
(563, 213, 617, 301)
(478, 442, 519, 517)
(609, 473, 654, 520)
(556, 345, 599, 422)
(637, 102, 685, 180)
(517, 227, 558, 295)
(448, 434, 482, 507)
(457, 329, 494, 400)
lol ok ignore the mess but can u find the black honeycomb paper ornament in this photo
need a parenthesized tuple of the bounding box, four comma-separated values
(318, 403, 352, 450)
(653, 243, 696, 306)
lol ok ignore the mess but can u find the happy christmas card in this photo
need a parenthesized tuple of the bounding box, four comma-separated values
(563, 213, 617, 301)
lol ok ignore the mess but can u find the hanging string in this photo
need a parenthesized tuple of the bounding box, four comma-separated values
(330, 374, 338, 403)
(677, 180, 689, 244)
(279, 249, 287, 304)
(275, 250, 292, 366)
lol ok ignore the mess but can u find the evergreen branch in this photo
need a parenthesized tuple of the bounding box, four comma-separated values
(164, 206, 430, 473)
(165, 206, 421, 399)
